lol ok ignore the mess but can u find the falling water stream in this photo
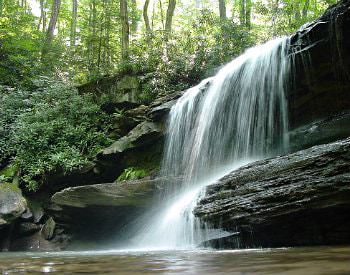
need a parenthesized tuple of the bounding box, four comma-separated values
(130, 37, 292, 250)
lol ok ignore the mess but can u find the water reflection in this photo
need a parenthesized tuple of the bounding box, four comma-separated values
(0, 247, 349, 274)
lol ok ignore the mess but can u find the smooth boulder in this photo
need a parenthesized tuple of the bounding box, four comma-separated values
(0, 183, 27, 227)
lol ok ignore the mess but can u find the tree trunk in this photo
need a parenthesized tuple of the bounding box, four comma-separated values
(42, 0, 61, 58)
(70, 0, 78, 47)
(42, 11, 47, 32)
(165, 0, 176, 33)
(219, 0, 227, 21)
(97, 0, 105, 69)
(120, 0, 130, 61)
(0, 0, 3, 17)
(158, 0, 165, 30)
(271, 0, 279, 37)
(130, 0, 138, 34)
(87, 1, 94, 76)
(245, 0, 251, 28)
(105, 0, 111, 69)
(239, 0, 245, 25)
(37, 0, 43, 30)
(143, 0, 152, 35)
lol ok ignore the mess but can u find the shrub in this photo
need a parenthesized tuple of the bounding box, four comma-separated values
(117, 167, 149, 181)
(0, 77, 113, 191)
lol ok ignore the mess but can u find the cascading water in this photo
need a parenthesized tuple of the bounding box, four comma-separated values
(131, 37, 291, 250)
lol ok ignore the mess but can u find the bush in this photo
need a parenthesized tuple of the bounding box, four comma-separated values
(117, 167, 149, 181)
(0, 77, 113, 191)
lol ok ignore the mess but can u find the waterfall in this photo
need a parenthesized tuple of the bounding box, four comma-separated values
(132, 37, 291, 250)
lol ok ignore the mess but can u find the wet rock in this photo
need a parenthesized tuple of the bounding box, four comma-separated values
(41, 217, 56, 240)
(148, 78, 212, 122)
(20, 208, 33, 220)
(51, 178, 165, 209)
(48, 178, 170, 243)
(148, 99, 177, 122)
(17, 222, 41, 236)
(195, 138, 350, 247)
(288, 0, 350, 129)
(290, 111, 350, 152)
(0, 183, 27, 227)
(10, 231, 63, 252)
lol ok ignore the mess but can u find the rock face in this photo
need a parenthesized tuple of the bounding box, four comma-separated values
(0, 183, 27, 227)
(97, 121, 163, 161)
(194, 138, 350, 248)
(51, 178, 164, 209)
(290, 111, 350, 152)
(288, 0, 350, 129)
(48, 178, 167, 242)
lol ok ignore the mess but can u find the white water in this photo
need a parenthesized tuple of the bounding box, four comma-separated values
(131, 37, 291, 250)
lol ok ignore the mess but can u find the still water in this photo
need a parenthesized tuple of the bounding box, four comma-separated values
(0, 246, 349, 274)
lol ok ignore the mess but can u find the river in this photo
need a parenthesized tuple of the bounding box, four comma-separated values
(1, 246, 349, 274)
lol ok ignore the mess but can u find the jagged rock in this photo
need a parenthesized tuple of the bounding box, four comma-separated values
(194, 138, 350, 247)
(148, 99, 177, 122)
(97, 121, 163, 161)
(0, 183, 27, 227)
(125, 105, 149, 122)
(41, 217, 56, 240)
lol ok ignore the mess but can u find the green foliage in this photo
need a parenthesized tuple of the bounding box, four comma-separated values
(0, 164, 18, 179)
(0, 182, 21, 192)
(127, 10, 253, 101)
(253, 0, 337, 38)
(0, 1, 41, 85)
(0, 0, 337, 192)
(117, 167, 149, 182)
(0, 77, 113, 191)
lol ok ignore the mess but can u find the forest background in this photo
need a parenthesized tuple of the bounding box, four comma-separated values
(0, 0, 336, 191)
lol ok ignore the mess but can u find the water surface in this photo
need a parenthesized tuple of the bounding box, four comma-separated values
(1, 246, 349, 274)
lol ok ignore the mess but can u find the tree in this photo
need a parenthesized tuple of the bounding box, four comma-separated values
(42, 0, 61, 58)
(143, 0, 152, 35)
(238, 0, 251, 28)
(219, 0, 227, 21)
(130, 0, 138, 34)
(37, 0, 46, 31)
(245, 0, 251, 29)
(165, 0, 176, 34)
(0, 0, 3, 17)
(70, 0, 78, 47)
(120, 0, 129, 61)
